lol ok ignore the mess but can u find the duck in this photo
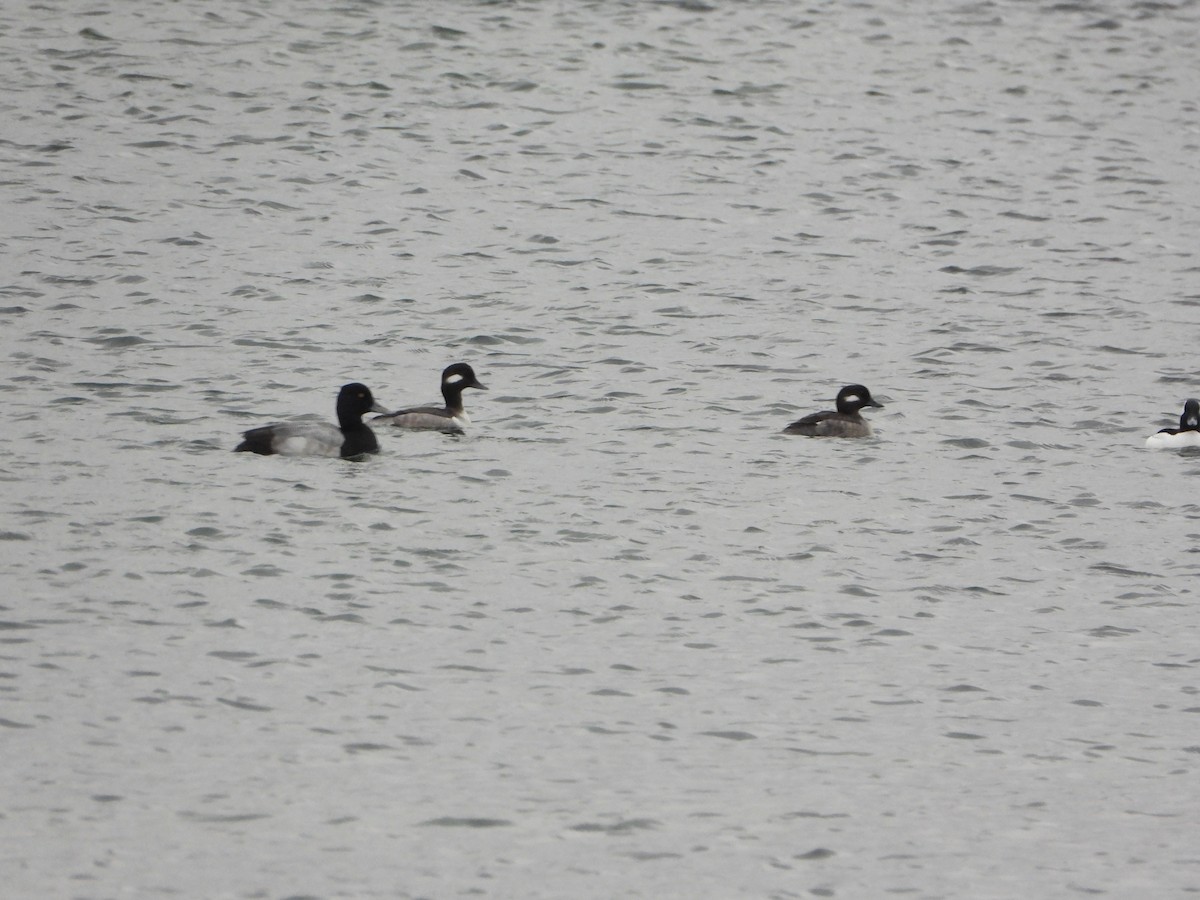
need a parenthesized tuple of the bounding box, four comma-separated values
(234, 382, 388, 458)
(374, 362, 487, 432)
(782, 384, 883, 438)
(1145, 398, 1200, 449)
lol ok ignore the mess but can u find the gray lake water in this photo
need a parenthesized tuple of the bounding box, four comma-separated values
(3, 1, 1199, 897)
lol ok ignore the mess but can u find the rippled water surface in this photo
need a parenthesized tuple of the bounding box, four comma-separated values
(3, 1, 1200, 897)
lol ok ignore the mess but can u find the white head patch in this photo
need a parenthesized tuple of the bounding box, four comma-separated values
(445, 373, 464, 385)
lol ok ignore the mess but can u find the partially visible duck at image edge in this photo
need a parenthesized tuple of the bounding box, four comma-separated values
(235, 382, 388, 458)
(1145, 398, 1200, 448)
(783, 384, 883, 438)
(374, 362, 487, 432)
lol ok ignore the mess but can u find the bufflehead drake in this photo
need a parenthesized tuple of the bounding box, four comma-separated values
(1145, 398, 1200, 449)
(374, 362, 487, 432)
(234, 383, 389, 458)
(783, 384, 883, 438)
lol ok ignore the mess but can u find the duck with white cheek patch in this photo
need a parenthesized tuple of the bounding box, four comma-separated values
(374, 363, 487, 433)
(782, 384, 883, 438)
(1145, 398, 1200, 449)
